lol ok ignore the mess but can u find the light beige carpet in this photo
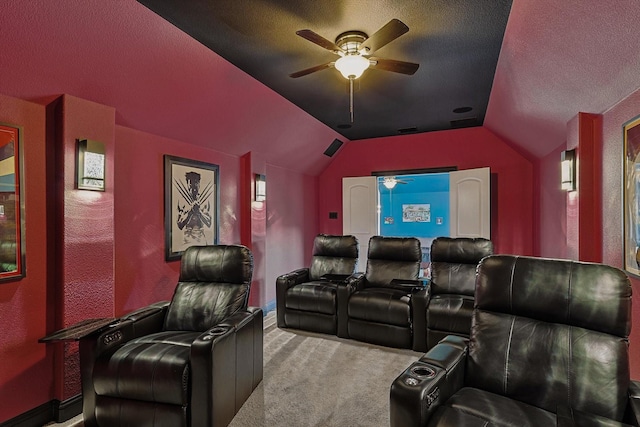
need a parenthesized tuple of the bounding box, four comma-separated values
(48, 312, 422, 427)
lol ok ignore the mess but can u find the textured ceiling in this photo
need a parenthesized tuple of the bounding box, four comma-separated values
(136, 0, 513, 141)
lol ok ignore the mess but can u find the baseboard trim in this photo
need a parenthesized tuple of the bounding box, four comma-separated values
(1, 395, 81, 427)
(53, 394, 82, 423)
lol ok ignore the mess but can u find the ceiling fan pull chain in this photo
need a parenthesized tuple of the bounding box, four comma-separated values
(350, 76, 354, 123)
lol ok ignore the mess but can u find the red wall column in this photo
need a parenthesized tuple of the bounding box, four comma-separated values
(578, 113, 603, 262)
(54, 95, 115, 400)
(566, 113, 603, 262)
(240, 152, 266, 308)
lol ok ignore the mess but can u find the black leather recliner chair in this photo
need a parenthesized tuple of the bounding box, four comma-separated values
(342, 236, 427, 350)
(391, 255, 640, 427)
(425, 236, 493, 350)
(276, 234, 358, 335)
(79, 245, 263, 427)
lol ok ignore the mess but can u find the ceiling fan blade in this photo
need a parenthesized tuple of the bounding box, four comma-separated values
(296, 29, 343, 53)
(371, 58, 419, 75)
(289, 62, 334, 78)
(360, 19, 409, 54)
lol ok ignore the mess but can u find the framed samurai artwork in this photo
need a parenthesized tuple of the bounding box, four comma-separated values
(164, 155, 219, 261)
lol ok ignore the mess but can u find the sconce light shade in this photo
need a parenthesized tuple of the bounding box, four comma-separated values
(561, 148, 576, 191)
(255, 174, 266, 202)
(76, 139, 105, 191)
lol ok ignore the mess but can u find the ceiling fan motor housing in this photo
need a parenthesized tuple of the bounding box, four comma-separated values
(335, 31, 369, 54)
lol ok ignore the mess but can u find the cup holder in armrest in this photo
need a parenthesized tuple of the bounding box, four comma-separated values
(202, 325, 232, 340)
(410, 365, 436, 379)
(320, 274, 351, 283)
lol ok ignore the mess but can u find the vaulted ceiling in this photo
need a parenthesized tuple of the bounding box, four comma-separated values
(136, 0, 640, 159)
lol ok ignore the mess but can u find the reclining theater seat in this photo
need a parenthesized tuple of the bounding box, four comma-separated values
(276, 234, 358, 335)
(426, 236, 493, 349)
(80, 245, 263, 427)
(344, 236, 426, 350)
(391, 255, 640, 427)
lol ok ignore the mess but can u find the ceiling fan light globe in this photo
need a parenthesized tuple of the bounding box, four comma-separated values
(335, 55, 370, 79)
(383, 177, 397, 189)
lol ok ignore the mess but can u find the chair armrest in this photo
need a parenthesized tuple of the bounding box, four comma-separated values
(81, 302, 168, 356)
(276, 268, 310, 327)
(411, 285, 430, 352)
(391, 336, 468, 427)
(419, 335, 468, 401)
(121, 301, 169, 337)
(627, 380, 640, 426)
(191, 322, 238, 426)
(336, 273, 364, 338)
(276, 268, 310, 289)
(78, 302, 168, 426)
(345, 272, 366, 291)
(389, 278, 429, 292)
(320, 273, 352, 283)
(190, 307, 264, 427)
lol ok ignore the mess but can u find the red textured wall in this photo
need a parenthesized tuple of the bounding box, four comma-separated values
(538, 144, 568, 259)
(114, 126, 242, 314)
(265, 165, 319, 301)
(0, 95, 50, 421)
(318, 127, 535, 256)
(56, 95, 116, 399)
(601, 87, 640, 379)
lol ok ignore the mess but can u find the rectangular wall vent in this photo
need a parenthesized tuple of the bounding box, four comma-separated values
(324, 139, 343, 157)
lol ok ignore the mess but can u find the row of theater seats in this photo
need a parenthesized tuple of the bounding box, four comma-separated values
(276, 234, 493, 352)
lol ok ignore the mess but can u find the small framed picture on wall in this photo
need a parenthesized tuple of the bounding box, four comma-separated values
(164, 155, 219, 261)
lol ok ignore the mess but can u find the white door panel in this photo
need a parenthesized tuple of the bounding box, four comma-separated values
(449, 167, 490, 239)
(342, 177, 378, 271)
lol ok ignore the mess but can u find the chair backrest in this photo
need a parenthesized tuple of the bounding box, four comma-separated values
(466, 255, 632, 421)
(164, 245, 253, 332)
(364, 236, 421, 287)
(430, 237, 493, 296)
(308, 234, 358, 281)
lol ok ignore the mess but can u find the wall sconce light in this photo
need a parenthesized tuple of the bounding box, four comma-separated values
(255, 174, 266, 202)
(76, 139, 105, 191)
(561, 148, 576, 191)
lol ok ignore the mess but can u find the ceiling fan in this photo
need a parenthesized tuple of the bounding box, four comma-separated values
(290, 19, 419, 122)
(382, 176, 413, 189)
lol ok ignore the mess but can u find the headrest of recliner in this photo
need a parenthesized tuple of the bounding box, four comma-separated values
(476, 255, 632, 338)
(430, 237, 493, 264)
(367, 236, 422, 262)
(312, 234, 358, 258)
(179, 245, 253, 284)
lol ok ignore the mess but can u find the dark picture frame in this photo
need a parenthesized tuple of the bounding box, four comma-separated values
(164, 155, 219, 261)
(0, 123, 25, 282)
(623, 115, 640, 276)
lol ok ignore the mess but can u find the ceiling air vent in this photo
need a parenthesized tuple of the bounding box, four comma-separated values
(450, 117, 478, 129)
(397, 127, 418, 134)
(323, 139, 344, 157)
